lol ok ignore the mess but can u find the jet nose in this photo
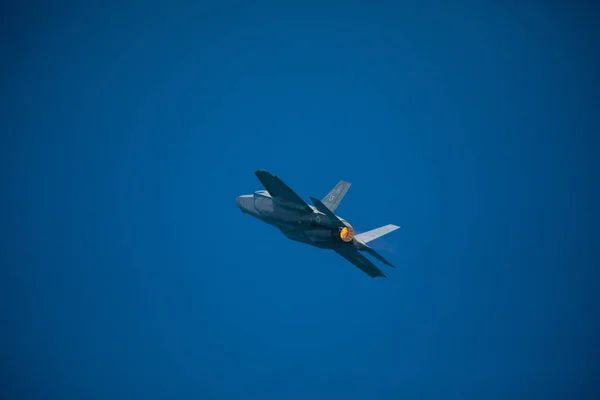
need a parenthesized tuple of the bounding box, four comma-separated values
(236, 195, 251, 209)
(237, 195, 254, 213)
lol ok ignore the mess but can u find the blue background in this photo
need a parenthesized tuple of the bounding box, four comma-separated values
(2, 1, 599, 398)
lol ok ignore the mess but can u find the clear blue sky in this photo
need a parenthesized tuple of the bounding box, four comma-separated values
(2, 1, 599, 399)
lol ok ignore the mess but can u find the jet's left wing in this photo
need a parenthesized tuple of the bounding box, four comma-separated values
(254, 170, 312, 213)
(334, 247, 386, 278)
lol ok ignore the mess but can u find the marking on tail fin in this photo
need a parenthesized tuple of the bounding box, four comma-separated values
(322, 180, 351, 212)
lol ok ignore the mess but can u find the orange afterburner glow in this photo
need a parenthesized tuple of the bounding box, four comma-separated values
(339, 224, 355, 242)
(340, 227, 349, 239)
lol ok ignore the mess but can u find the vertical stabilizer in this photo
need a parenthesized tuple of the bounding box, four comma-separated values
(321, 181, 351, 212)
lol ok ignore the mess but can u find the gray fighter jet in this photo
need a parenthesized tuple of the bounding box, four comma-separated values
(236, 170, 400, 278)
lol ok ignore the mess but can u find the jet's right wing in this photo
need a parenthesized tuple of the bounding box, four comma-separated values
(334, 247, 386, 278)
(254, 170, 312, 213)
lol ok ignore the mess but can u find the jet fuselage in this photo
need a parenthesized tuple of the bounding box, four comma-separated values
(235, 170, 399, 278)
(236, 190, 350, 249)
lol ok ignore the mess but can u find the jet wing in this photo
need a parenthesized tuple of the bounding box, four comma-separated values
(334, 247, 386, 278)
(254, 170, 312, 213)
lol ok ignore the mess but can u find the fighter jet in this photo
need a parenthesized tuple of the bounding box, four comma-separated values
(236, 170, 400, 278)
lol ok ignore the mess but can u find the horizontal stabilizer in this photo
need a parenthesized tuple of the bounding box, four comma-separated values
(362, 246, 395, 268)
(355, 224, 400, 243)
(335, 248, 386, 278)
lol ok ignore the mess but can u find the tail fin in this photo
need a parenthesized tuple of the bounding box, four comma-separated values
(355, 224, 400, 243)
(321, 180, 351, 212)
